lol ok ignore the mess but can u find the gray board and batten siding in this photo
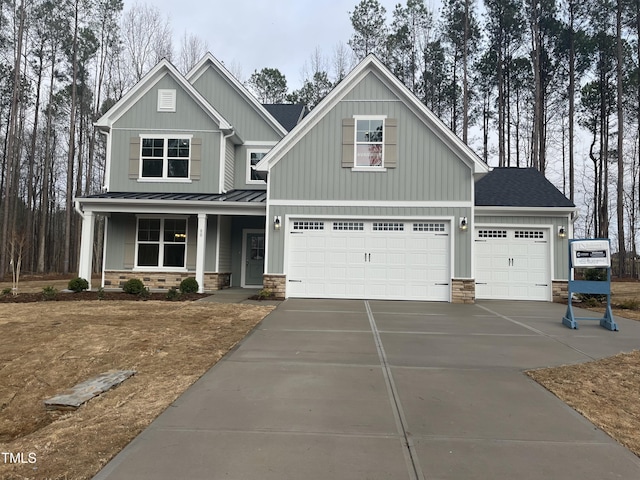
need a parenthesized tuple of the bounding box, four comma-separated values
(108, 74, 222, 193)
(268, 72, 473, 203)
(190, 67, 284, 142)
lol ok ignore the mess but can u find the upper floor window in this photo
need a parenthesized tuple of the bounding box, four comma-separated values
(136, 217, 187, 269)
(141, 136, 190, 179)
(247, 148, 269, 184)
(355, 118, 384, 167)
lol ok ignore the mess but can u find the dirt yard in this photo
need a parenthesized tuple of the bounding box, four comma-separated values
(0, 298, 274, 480)
(1, 277, 640, 479)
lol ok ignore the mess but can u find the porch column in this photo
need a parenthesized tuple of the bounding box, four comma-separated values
(196, 213, 207, 293)
(78, 211, 95, 290)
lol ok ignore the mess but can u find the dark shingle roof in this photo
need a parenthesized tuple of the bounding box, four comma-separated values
(262, 104, 307, 132)
(79, 189, 266, 203)
(475, 168, 574, 208)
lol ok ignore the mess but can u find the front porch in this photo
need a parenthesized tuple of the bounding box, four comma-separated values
(75, 190, 268, 293)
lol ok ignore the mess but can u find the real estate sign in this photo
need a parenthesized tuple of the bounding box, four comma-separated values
(570, 239, 611, 268)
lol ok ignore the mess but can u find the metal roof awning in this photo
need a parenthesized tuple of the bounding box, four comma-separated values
(75, 189, 267, 216)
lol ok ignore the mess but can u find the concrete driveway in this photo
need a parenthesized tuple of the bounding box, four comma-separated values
(94, 300, 640, 480)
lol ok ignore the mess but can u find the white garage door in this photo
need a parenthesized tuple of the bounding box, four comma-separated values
(287, 219, 450, 301)
(475, 228, 551, 301)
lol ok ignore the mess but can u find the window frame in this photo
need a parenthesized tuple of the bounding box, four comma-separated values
(134, 216, 188, 271)
(138, 134, 193, 182)
(246, 148, 270, 184)
(352, 115, 387, 171)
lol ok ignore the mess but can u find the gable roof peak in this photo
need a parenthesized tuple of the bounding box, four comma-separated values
(95, 56, 231, 131)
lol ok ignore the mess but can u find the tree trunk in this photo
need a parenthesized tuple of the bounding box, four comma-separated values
(64, 1, 80, 274)
(568, 0, 576, 203)
(616, 0, 625, 275)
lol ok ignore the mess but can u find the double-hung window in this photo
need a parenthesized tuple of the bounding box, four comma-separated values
(140, 136, 191, 179)
(355, 117, 384, 167)
(136, 218, 187, 269)
(247, 148, 269, 184)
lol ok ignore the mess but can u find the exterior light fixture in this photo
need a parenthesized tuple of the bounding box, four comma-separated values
(558, 226, 566, 238)
(459, 217, 468, 231)
(274, 216, 281, 231)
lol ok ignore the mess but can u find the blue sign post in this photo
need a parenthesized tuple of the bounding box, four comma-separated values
(562, 239, 618, 331)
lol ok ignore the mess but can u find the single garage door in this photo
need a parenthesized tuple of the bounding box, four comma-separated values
(287, 219, 450, 301)
(475, 227, 551, 301)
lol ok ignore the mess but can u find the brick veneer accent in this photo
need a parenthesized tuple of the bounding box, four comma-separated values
(451, 278, 475, 304)
(103, 271, 230, 291)
(552, 280, 569, 303)
(263, 274, 286, 299)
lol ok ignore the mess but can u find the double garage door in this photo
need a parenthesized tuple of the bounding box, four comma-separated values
(475, 227, 551, 301)
(287, 219, 450, 301)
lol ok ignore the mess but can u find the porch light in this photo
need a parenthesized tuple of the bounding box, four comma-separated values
(459, 217, 468, 231)
(558, 226, 566, 238)
(274, 216, 282, 231)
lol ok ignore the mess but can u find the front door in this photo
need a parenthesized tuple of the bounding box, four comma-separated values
(244, 231, 265, 287)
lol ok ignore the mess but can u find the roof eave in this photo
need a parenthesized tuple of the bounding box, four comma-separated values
(475, 205, 576, 215)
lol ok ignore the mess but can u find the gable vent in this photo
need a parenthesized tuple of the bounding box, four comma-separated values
(157, 89, 176, 112)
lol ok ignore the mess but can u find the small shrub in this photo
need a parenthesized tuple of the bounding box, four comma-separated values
(1, 287, 11, 296)
(97, 287, 105, 300)
(122, 278, 145, 295)
(166, 287, 180, 301)
(618, 298, 640, 310)
(584, 268, 607, 282)
(68, 277, 89, 293)
(179, 277, 199, 294)
(42, 285, 58, 301)
(257, 288, 274, 300)
(139, 287, 151, 300)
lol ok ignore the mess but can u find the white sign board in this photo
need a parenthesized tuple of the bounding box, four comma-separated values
(571, 240, 611, 268)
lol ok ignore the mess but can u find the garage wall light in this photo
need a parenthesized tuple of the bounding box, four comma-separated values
(558, 226, 566, 238)
(459, 217, 468, 231)
(274, 216, 282, 231)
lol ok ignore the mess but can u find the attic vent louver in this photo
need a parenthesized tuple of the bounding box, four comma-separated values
(157, 89, 176, 112)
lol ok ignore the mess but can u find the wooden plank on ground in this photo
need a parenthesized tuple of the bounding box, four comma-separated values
(44, 370, 136, 410)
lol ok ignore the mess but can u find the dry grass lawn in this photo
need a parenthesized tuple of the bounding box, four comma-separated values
(2, 278, 640, 479)
(0, 300, 274, 480)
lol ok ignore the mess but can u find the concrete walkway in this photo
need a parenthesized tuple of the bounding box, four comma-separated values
(93, 300, 640, 480)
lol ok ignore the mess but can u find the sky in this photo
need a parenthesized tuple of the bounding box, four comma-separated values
(125, 0, 441, 89)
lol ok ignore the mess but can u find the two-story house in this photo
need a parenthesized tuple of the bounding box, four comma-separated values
(75, 53, 575, 303)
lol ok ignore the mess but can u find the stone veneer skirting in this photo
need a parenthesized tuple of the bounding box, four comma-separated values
(103, 271, 231, 291)
(552, 280, 569, 303)
(262, 274, 286, 299)
(451, 278, 475, 304)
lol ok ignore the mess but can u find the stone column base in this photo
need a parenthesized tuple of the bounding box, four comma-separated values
(552, 280, 569, 303)
(263, 274, 286, 299)
(451, 279, 475, 304)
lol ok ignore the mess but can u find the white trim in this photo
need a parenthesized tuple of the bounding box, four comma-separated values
(101, 216, 108, 289)
(134, 216, 189, 270)
(78, 211, 95, 289)
(244, 140, 279, 146)
(351, 167, 388, 172)
(475, 206, 576, 215)
(241, 229, 266, 288)
(269, 199, 473, 208)
(195, 213, 207, 293)
(138, 134, 193, 180)
(215, 215, 221, 272)
(101, 130, 112, 191)
(111, 127, 221, 133)
(246, 148, 270, 185)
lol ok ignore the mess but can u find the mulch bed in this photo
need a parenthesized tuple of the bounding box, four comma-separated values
(0, 291, 207, 303)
